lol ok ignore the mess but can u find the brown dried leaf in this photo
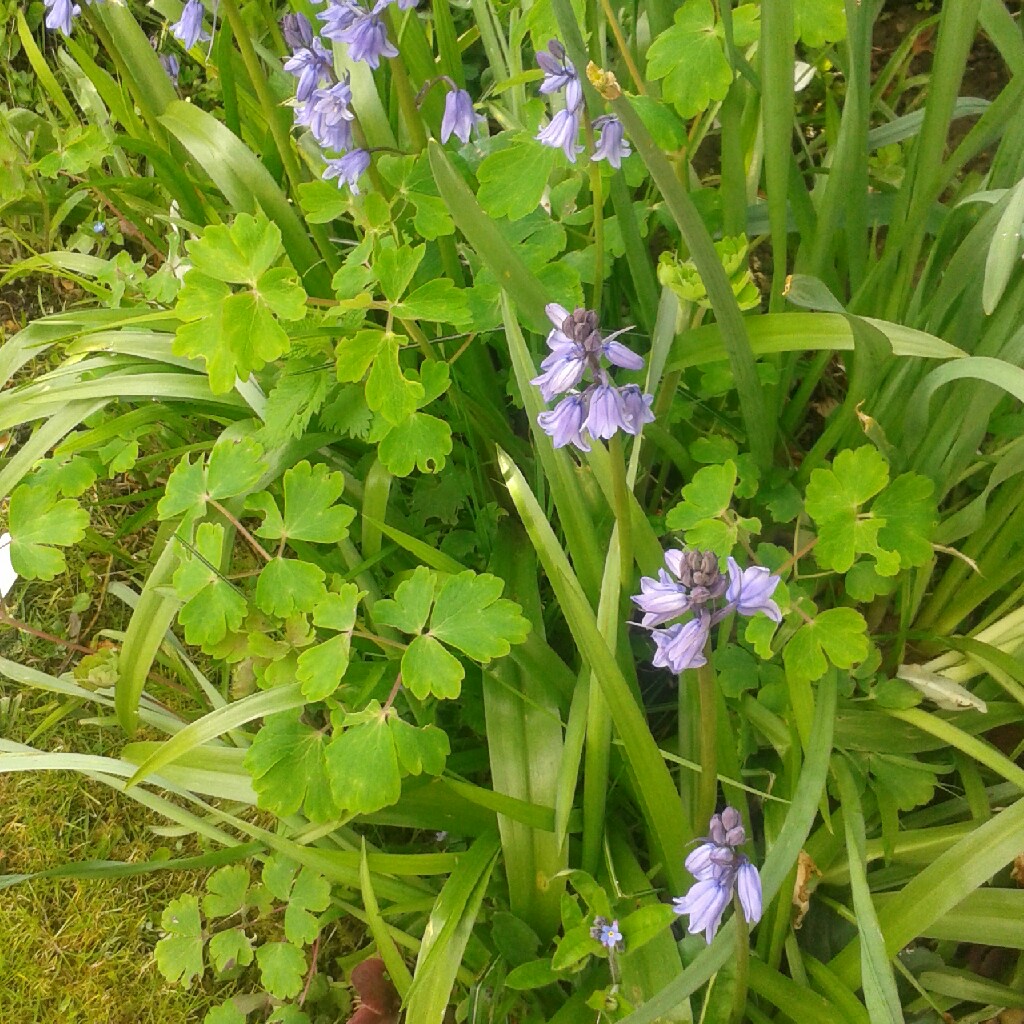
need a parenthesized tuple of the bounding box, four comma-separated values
(792, 850, 822, 930)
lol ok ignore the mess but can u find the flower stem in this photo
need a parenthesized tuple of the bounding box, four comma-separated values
(730, 893, 751, 1024)
(696, 650, 718, 829)
(607, 434, 632, 588)
(386, 11, 429, 152)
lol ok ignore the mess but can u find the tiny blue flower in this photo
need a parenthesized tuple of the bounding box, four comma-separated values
(92, 221, 106, 235)
(44, 0, 81, 36)
(170, 0, 211, 50)
(284, 39, 334, 103)
(323, 148, 371, 193)
(590, 917, 624, 952)
(592, 115, 631, 170)
(281, 12, 314, 50)
(440, 88, 480, 145)
(536, 108, 582, 163)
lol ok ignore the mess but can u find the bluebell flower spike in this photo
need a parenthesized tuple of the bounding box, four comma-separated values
(531, 305, 654, 451)
(674, 806, 763, 943)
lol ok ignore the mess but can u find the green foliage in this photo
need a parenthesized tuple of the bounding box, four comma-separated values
(154, 895, 204, 985)
(7, 482, 89, 579)
(665, 461, 760, 554)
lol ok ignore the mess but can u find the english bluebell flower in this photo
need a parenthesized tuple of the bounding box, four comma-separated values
(440, 88, 479, 145)
(323, 148, 371, 193)
(620, 384, 655, 433)
(170, 0, 210, 50)
(284, 38, 334, 102)
(633, 549, 727, 629)
(281, 11, 314, 49)
(537, 394, 590, 452)
(333, 0, 397, 69)
(536, 39, 582, 112)
(726, 561, 782, 623)
(318, 0, 362, 41)
(302, 79, 356, 152)
(592, 115, 631, 170)
(651, 616, 710, 674)
(44, 0, 81, 35)
(536, 108, 582, 163)
(674, 807, 762, 943)
(159, 53, 181, 86)
(585, 383, 632, 441)
(590, 917, 624, 952)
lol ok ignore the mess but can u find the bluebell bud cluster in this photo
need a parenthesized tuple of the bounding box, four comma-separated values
(632, 550, 782, 675)
(532, 304, 654, 452)
(534, 38, 631, 168)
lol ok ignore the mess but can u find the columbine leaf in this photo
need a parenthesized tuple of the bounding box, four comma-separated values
(402, 633, 464, 700)
(173, 523, 247, 647)
(874, 472, 936, 569)
(794, 0, 845, 46)
(209, 928, 254, 973)
(372, 566, 436, 634)
(186, 212, 284, 284)
(204, 1000, 247, 1024)
(428, 570, 531, 661)
(378, 412, 454, 476)
(664, 460, 759, 554)
(159, 455, 208, 521)
(477, 140, 558, 220)
(154, 894, 204, 985)
(326, 710, 402, 814)
(375, 243, 424, 303)
(284, 868, 331, 947)
(647, 0, 732, 119)
(783, 608, 869, 684)
(805, 446, 893, 574)
(296, 634, 351, 701)
(365, 336, 425, 425)
(8, 483, 89, 580)
(389, 716, 449, 776)
(393, 280, 471, 325)
(257, 941, 307, 999)
(254, 558, 326, 618)
(313, 585, 361, 631)
(159, 439, 266, 521)
(244, 709, 340, 822)
(262, 854, 297, 901)
(336, 329, 387, 383)
(254, 461, 355, 544)
(203, 865, 250, 918)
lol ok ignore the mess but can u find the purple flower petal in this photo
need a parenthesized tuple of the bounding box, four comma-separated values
(537, 393, 590, 451)
(584, 383, 631, 440)
(736, 859, 762, 925)
(726, 559, 782, 622)
(536, 109, 582, 163)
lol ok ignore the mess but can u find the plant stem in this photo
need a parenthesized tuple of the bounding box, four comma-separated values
(209, 498, 273, 562)
(730, 894, 751, 1024)
(0, 607, 96, 656)
(608, 434, 632, 585)
(387, 12, 430, 152)
(598, 0, 647, 95)
(696, 652, 718, 829)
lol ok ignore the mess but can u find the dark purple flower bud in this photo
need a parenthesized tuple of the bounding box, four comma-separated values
(592, 115, 631, 170)
(159, 52, 181, 85)
(323, 148, 371, 193)
(538, 394, 590, 452)
(281, 12, 314, 50)
(725, 558, 782, 622)
(536, 108, 582, 163)
(44, 0, 81, 35)
(440, 87, 479, 144)
(335, 0, 397, 69)
(284, 38, 334, 102)
(170, 0, 211, 50)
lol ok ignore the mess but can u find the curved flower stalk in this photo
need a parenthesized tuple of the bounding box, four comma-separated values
(531, 304, 654, 451)
(673, 807, 762, 943)
(632, 549, 781, 674)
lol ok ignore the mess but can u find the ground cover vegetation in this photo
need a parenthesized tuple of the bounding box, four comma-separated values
(2, 0, 1024, 1020)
